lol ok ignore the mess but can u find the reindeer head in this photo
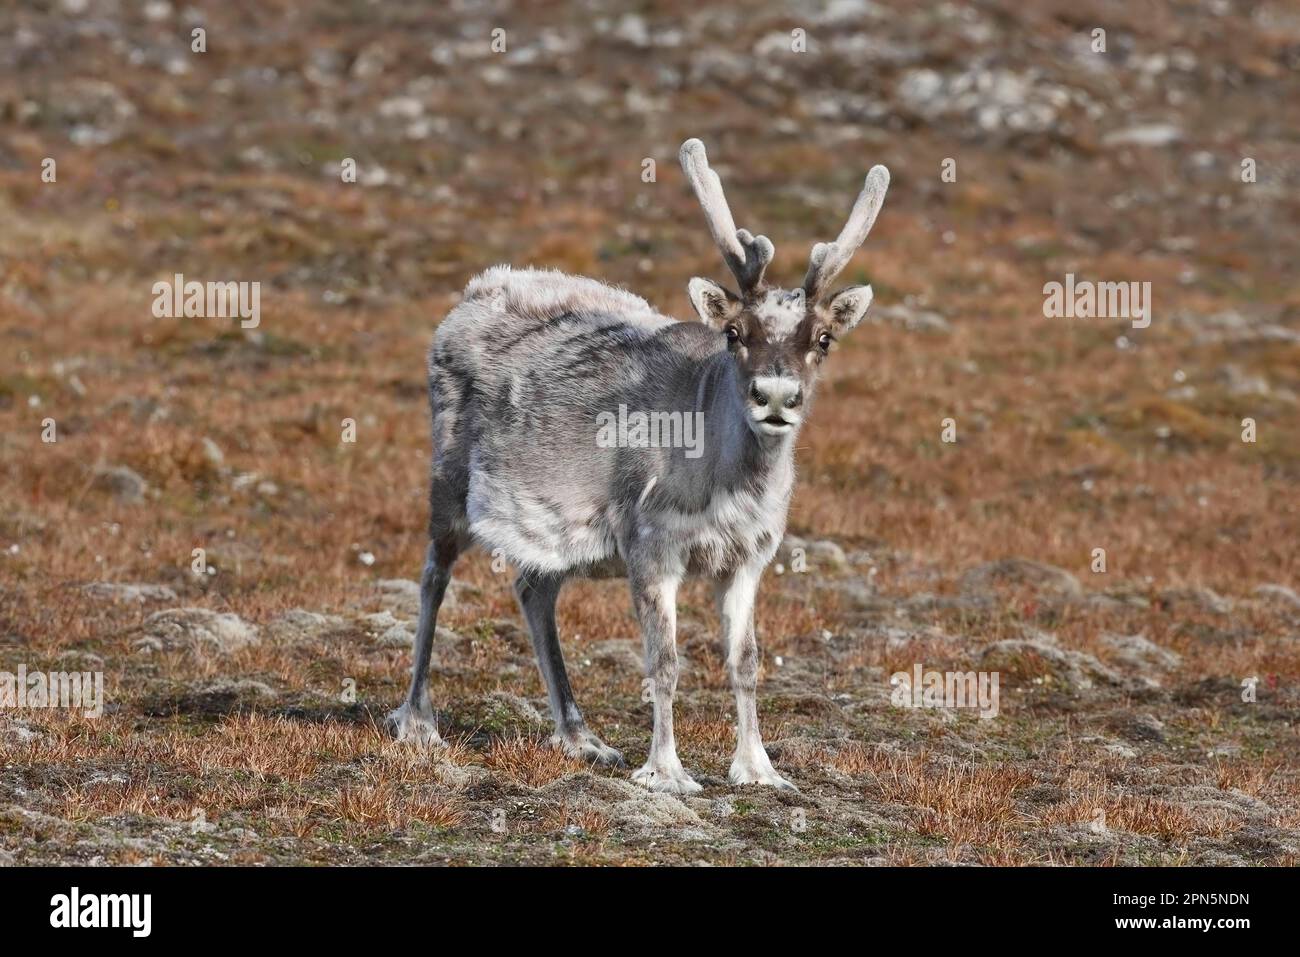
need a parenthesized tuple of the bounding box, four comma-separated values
(679, 138, 889, 438)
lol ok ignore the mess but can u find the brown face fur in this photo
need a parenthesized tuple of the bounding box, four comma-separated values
(691, 278, 873, 439)
(688, 278, 875, 435)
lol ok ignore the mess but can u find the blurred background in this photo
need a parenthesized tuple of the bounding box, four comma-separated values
(0, 0, 1297, 865)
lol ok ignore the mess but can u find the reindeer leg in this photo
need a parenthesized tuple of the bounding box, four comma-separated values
(386, 533, 460, 747)
(716, 564, 795, 790)
(515, 571, 625, 767)
(627, 564, 700, 795)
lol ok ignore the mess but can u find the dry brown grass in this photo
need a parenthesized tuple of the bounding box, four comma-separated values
(480, 736, 585, 789)
(1037, 786, 1225, 842)
(1212, 758, 1288, 798)
(327, 784, 464, 831)
(1, 0, 1297, 866)
(867, 750, 1034, 848)
(540, 805, 612, 838)
(827, 742, 883, 776)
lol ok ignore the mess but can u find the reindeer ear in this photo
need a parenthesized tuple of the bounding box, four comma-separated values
(823, 284, 874, 336)
(687, 277, 740, 328)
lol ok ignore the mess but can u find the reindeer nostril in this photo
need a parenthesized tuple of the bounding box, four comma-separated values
(750, 382, 768, 406)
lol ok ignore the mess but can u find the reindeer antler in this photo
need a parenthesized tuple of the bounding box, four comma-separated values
(802, 165, 890, 302)
(679, 139, 773, 295)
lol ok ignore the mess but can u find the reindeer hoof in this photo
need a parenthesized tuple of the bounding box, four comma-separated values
(729, 755, 798, 791)
(551, 730, 626, 768)
(385, 702, 445, 749)
(632, 762, 703, 795)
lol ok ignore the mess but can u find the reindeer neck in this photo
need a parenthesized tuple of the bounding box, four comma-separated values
(691, 351, 795, 490)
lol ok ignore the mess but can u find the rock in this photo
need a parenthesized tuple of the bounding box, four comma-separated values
(199, 437, 225, 468)
(1103, 124, 1184, 147)
(813, 577, 880, 609)
(1173, 785, 1276, 823)
(811, 0, 885, 25)
(198, 678, 277, 700)
(1086, 592, 1149, 611)
(263, 609, 347, 643)
(1179, 312, 1300, 348)
(132, 636, 164, 655)
(106, 396, 169, 426)
(1113, 712, 1166, 743)
(896, 66, 1069, 134)
(1254, 584, 1300, 610)
(374, 579, 426, 618)
(585, 639, 642, 671)
(1017, 625, 1058, 645)
(540, 773, 708, 834)
(473, 618, 530, 653)
(1080, 736, 1139, 759)
(382, 624, 463, 660)
(362, 610, 434, 649)
(426, 759, 491, 790)
(1085, 594, 1129, 612)
(1176, 310, 1295, 343)
(141, 608, 259, 654)
(881, 622, 957, 652)
(373, 578, 469, 617)
(873, 303, 951, 335)
(612, 13, 653, 47)
(485, 691, 547, 727)
(897, 68, 944, 109)
(56, 650, 105, 669)
(368, 615, 446, 650)
(1176, 310, 1250, 332)
(981, 638, 1122, 690)
(376, 621, 416, 648)
(93, 465, 147, 503)
(960, 559, 1082, 598)
(82, 582, 177, 603)
(1214, 364, 1271, 397)
(1159, 587, 1231, 615)
(777, 534, 807, 562)
(361, 610, 402, 631)
(775, 535, 848, 573)
(1113, 590, 1154, 609)
(1102, 633, 1182, 672)
(903, 592, 995, 613)
(613, 792, 710, 833)
(350, 40, 394, 79)
(807, 539, 848, 569)
(432, 625, 459, 646)
(2, 719, 39, 743)
(49, 78, 137, 145)
(378, 95, 424, 120)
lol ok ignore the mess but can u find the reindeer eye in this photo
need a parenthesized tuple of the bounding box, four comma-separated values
(724, 325, 741, 344)
(817, 332, 834, 352)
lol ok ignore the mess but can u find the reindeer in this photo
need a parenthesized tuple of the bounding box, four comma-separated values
(387, 139, 889, 793)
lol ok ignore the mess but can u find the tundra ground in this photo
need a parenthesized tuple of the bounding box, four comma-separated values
(1, 0, 1297, 865)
